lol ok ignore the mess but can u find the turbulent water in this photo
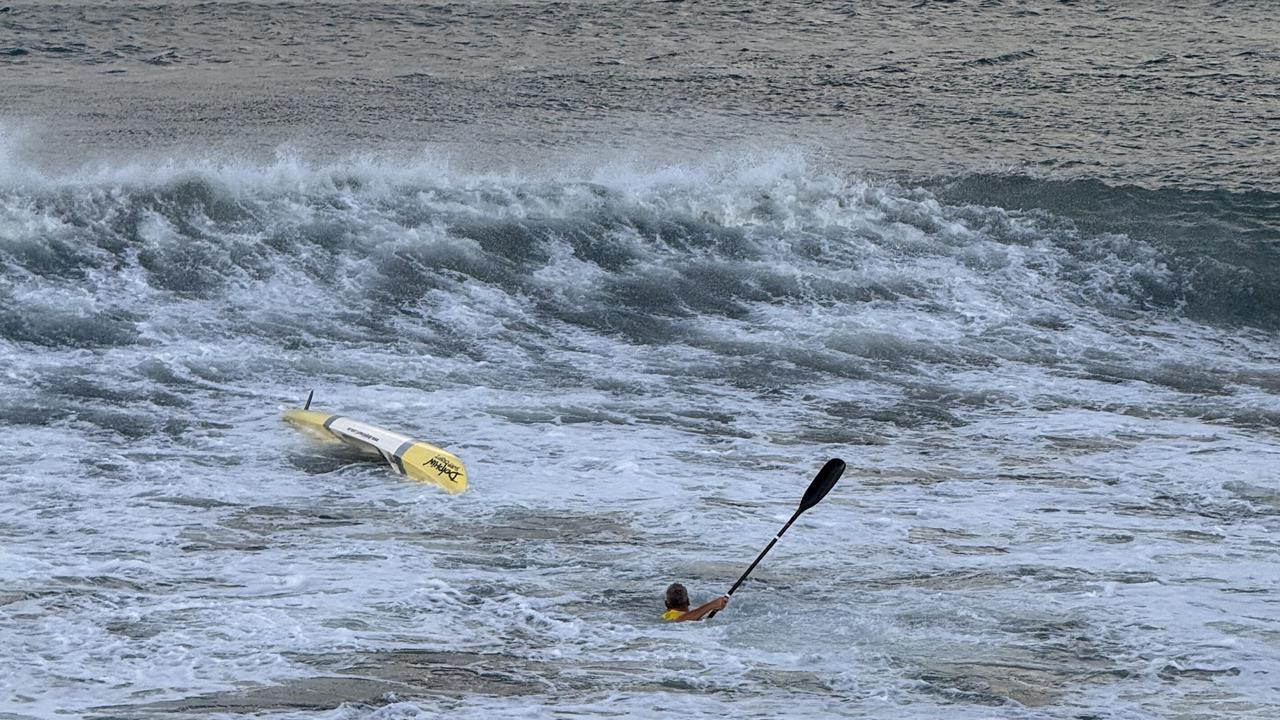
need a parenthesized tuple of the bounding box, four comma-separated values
(2, 2, 1279, 719)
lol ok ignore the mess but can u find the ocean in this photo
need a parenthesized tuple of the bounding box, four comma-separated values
(1, 1, 1278, 718)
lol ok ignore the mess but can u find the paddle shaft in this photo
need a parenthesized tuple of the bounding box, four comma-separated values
(728, 509, 803, 596)
(706, 508, 803, 619)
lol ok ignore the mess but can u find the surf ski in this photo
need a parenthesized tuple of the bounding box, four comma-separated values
(284, 391, 468, 494)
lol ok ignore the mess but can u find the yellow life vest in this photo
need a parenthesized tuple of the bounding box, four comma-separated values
(662, 609, 687, 621)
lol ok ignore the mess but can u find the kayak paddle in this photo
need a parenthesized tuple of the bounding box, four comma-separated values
(707, 457, 846, 618)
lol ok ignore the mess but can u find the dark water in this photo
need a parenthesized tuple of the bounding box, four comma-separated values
(1, 2, 1278, 719)
(3, 1, 1278, 189)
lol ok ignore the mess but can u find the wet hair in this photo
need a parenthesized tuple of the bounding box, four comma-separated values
(665, 582, 689, 610)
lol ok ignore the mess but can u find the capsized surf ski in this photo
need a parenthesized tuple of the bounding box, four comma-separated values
(284, 392, 468, 494)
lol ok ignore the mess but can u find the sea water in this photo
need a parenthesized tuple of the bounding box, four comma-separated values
(1, 2, 1277, 718)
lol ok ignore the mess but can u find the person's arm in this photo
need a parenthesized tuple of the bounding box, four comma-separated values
(672, 595, 728, 622)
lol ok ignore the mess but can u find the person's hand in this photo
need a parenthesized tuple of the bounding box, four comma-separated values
(711, 595, 729, 611)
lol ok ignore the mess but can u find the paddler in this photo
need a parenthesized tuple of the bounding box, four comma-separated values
(662, 582, 728, 622)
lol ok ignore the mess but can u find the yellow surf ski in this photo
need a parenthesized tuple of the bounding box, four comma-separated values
(284, 392, 468, 494)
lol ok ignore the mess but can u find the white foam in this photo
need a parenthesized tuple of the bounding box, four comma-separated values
(1, 146, 1276, 719)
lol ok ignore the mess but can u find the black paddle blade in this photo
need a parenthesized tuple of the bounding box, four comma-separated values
(798, 458, 845, 513)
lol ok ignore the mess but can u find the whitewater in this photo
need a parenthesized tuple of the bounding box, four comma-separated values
(1, 150, 1275, 719)
(2, 1, 1279, 718)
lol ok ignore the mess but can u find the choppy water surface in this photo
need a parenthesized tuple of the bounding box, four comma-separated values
(1, 2, 1278, 719)
(3, 0, 1278, 189)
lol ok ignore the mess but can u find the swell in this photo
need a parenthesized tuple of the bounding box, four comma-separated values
(0, 155, 1276, 446)
(3, 162, 1275, 356)
(931, 174, 1280, 330)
